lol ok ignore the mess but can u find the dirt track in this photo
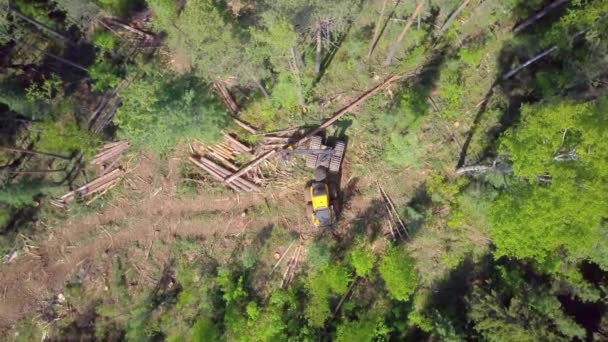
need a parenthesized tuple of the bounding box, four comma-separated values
(0, 153, 268, 332)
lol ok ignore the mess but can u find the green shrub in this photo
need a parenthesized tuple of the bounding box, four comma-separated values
(349, 243, 376, 278)
(90, 56, 121, 91)
(378, 246, 416, 301)
(93, 31, 117, 51)
(114, 66, 229, 152)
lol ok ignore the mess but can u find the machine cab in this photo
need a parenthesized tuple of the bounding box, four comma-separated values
(310, 182, 335, 227)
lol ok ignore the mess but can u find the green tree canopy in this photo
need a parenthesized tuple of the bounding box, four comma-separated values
(491, 99, 608, 265)
(378, 245, 417, 301)
(114, 66, 229, 152)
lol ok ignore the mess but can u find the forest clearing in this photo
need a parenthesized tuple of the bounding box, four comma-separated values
(1, 0, 608, 340)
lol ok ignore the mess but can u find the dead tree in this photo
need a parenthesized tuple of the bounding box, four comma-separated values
(0, 146, 71, 160)
(8, 5, 73, 44)
(315, 19, 323, 76)
(289, 47, 305, 107)
(438, 0, 472, 35)
(502, 45, 558, 80)
(384, 1, 426, 66)
(512, 0, 568, 34)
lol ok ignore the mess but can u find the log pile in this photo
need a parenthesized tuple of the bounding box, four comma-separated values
(51, 141, 129, 208)
(91, 141, 130, 174)
(51, 168, 124, 208)
(189, 134, 261, 192)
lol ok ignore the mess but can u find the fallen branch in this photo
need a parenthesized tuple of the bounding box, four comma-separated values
(8, 5, 73, 44)
(502, 45, 558, 80)
(315, 19, 323, 76)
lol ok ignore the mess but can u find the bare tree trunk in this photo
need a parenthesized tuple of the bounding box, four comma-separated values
(43, 50, 89, 73)
(8, 6, 73, 44)
(438, 0, 472, 35)
(251, 76, 269, 99)
(502, 45, 558, 80)
(512, 0, 568, 34)
(315, 19, 322, 76)
(384, 1, 425, 66)
(367, 0, 389, 59)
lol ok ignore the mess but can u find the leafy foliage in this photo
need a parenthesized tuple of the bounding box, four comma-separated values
(378, 246, 416, 301)
(491, 100, 608, 264)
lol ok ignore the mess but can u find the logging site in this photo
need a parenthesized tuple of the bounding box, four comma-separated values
(1, 0, 608, 340)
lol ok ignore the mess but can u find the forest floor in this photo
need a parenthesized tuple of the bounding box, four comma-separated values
(0, 145, 401, 333)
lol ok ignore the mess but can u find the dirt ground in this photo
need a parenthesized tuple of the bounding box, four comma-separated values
(0, 151, 299, 333)
(0, 147, 414, 334)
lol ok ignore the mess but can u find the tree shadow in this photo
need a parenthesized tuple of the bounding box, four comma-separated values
(456, 0, 579, 168)
(314, 24, 351, 84)
(413, 254, 493, 338)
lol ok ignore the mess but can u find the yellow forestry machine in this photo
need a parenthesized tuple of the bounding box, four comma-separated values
(283, 135, 345, 228)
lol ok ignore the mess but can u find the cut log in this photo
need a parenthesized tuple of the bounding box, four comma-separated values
(225, 72, 407, 184)
(198, 157, 260, 192)
(214, 143, 235, 158)
(214, 81, 240, 115)
(223, 133, 251, 152)
(189, 157, 243, 192)
(101, 141, 126, 150)
(207, 145, 233, 161)
(384, 1, 426, 66)
(378, 182, 409, 239)
(91, 142, 129, 165)
(233, 118, 258, 134)
(61, 169, 123, 202)
(207, 151, 239, 171)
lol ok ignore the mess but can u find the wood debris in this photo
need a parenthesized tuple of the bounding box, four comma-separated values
(53, 168, 124, 208)
(377, 182, 409, 240)
(281, 245, 302, 289)
(52, 142, 129, 208)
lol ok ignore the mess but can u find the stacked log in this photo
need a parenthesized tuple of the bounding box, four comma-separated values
(189, 135, 260, 192)
(92, 141, 129, 165)
(52, 168, 124, 208)
(52, 141, 129, 208)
